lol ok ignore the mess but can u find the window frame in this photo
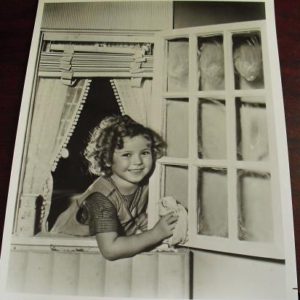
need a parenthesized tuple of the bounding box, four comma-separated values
(12, 30, 156, 245)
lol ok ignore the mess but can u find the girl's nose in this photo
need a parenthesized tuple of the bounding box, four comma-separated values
(132, 154, 143, 165)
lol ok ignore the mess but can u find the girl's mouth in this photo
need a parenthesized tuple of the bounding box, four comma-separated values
(129, 169, 144, 173)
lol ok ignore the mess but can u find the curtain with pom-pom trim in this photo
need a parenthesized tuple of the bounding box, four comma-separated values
(18, 78, 91, 236)
(110, 78, 152, 127)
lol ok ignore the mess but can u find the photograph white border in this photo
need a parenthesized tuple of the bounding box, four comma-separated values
(0, 1, 297, 299)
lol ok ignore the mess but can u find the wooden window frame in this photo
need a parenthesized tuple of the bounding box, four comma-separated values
(12, 29, 155, 248)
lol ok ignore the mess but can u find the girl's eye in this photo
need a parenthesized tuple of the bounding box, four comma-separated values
(142, 150, 151, 156)
(122, 153, 131, 157)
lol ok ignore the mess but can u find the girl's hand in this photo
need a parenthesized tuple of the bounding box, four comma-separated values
(154, 212, 178, 240)
(95, 212, 178, 260)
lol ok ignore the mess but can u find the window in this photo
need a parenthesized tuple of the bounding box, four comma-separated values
(148, 21, 284, 259)
(14, 31, 155, 239)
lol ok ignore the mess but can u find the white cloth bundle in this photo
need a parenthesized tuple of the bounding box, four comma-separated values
(159, 196, 188, 246)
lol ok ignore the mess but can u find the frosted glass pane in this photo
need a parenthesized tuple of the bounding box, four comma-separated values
(236, 100, 269, 161)
(164, 165, 188, 209)
(198, 36, 224, 91)
(197, 168, 228, 237)
(233, 32, 264, 90)
(167, 39, 189, 92)
(198, 99, 226, 159)
(238, 171, 273, 242)
(166, 99, 188, 158)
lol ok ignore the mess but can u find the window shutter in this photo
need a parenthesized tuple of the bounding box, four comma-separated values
(149, 20, 286, 260)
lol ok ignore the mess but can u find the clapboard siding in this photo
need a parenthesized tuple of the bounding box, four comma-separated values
(104, 257, 132, 297)
(51, 252, 80, 295)
(131, 253, 158, 298)
(77, 253, 105, 296)
(6, 246, 190, 298)
(6, 250, 28, 293)
(24, 251, 53, 294)
(6, 245, 287, 299)
(157, 253, 189, 299)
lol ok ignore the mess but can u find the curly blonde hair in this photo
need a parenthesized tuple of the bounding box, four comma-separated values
(84, 115, 166, 176)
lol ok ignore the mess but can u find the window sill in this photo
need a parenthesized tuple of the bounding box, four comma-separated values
(10, 233, 190, 256)
(11, 232, 98, 249)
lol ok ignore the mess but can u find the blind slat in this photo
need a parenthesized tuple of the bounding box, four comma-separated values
(39, 52, 153, 77)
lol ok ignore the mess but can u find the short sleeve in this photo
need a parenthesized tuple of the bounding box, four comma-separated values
(83, 192, 119, 235)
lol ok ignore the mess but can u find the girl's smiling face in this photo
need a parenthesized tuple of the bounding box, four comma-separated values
(111, 135, 153, 194)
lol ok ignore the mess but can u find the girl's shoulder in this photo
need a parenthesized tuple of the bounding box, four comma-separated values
(88, 176, 116, 197)
(76, 176, 115, 207)
(83, 192, 114, 209)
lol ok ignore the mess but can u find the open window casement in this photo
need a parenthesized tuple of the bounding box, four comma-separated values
(148, 20, 284, 259)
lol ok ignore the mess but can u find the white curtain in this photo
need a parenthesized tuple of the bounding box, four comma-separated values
(18, 78, 91, 236)
(110, 79, 152, 127)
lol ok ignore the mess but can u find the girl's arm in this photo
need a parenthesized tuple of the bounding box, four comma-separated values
(95, 212, 178, 261)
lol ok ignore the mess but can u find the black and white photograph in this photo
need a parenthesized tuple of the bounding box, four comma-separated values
(0, 0, 298, 299)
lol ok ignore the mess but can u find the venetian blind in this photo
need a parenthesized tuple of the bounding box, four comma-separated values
(38, 41, 154, 84)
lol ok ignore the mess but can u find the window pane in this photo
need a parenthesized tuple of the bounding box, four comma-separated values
(166, 99, 189, 158)
(238, 171, 273, 242)
(163, 165, 188, 209)
(236, 99, 269, 161)
(233, 32, 264, 90)
(197, 168, 228, 237)
(167, 39, 189, 92)
(198, 35, 224, 91)
(198, 99, 226, 159)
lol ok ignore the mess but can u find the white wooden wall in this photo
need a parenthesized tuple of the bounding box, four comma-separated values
(6, 246, 190, 298)
(6, 245, 289, 299)
(41, 1, 173, 31)
(192, 250, 287, 299)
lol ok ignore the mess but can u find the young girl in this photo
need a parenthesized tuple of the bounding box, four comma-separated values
(51, 115, 178, 260)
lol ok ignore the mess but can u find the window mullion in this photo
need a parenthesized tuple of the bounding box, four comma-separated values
(188, 96, 198, 239)
(148, 35, 164, 229)
(188, 33, 199, 239)
(224, 30, 238, 241)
